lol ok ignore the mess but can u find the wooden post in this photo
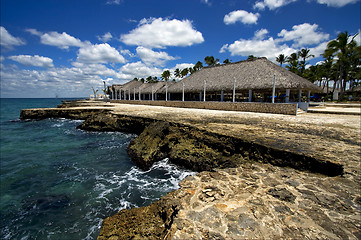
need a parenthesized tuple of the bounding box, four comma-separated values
(221, 90, 224, 102)
(298, 90, 302, 102)
(272, 74, 276, 103)
(248, 89, 252, 102)
(233, 78, 236, 102)
(152, 86, 154, 101)
(203, 80, 206, 102)
(182, 82, 185, 101)
(285, 89, 290, 103)
(307, 90, 311, 102)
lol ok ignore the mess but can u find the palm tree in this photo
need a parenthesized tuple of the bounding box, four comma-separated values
(286, 53, 300, 74)
(298, 48, 315, 75)
(161, 70, 171, 81)
(146, 76, 153, 83)
(276, 54, 287, 67)
(247, 55, 257, 60)
(204, 56, 218, 66)
(174, 68, 181, 78)
(180, 68, 189, 78)
(194, 61, 203, 71)
(323, 31, 359, 99)
(223, 59, 231, 64)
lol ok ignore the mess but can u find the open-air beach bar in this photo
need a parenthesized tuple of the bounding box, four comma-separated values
(109, 58, 321, 104)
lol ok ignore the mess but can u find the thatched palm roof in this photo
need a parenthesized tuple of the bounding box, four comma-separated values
(164, 58, 321, 94)
(111, 80, 176, 94)
(139, 81, 176, 94)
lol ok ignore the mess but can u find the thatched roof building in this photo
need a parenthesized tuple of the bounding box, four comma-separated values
(164, 58, 320, 94)
(109, 58, 321, 103)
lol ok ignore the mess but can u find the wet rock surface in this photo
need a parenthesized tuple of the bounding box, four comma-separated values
(19, 101, 361, 239)
(169, 164, 360, 239)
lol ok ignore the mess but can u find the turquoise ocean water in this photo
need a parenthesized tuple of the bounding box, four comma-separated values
(0, 98, 194, 239)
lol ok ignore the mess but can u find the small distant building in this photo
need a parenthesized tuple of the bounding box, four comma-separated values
(109, 58, 321, 105)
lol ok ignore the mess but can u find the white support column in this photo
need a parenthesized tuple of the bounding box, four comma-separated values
(272, 74, 276, 103)
(298, 89, 302, 102)
(182, 82, 185, 101)
(152, 86, 154, 101)
(232, 78, 236, 102)
(248, 89, 252, 102)
(221, 90, 224, 102)
(129, 89, 131, 100)
(134, 88, 136, 100)
(307, 90, 311, 102)
(120, 89, 122, 100)
(203, 80, 206, 102)
(285, 89, 290, 103)
(139, 87, 141, 101)
(165, 84, 168, 101)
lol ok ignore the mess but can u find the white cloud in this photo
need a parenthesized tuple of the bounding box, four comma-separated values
(118, 61, 162, 79)
(254, 29, 269, 39)
(220, 37, 296, 61)
(0, 26, 26, 50)
(309, 41, 329, 58)
(136, 46, 177, 66)
(8, 55, 54, 68)
(316, 0, 359, 7)
(27, 29, 85, 49)
(355, 30, 361, 46)
(97, 32, 113, 42)
(224, 10, 260, 25)
(0, 62, 119, 98)
(120, 17, 204, 48)
(76, 43, 125, 64)
(254, 0, 297, 10)
(220, 24, 330, 62)
(277, 23, 329, 47)
(106, 0, 121, 4)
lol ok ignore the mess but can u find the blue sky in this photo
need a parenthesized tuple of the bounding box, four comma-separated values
(1, 0, 360, 98)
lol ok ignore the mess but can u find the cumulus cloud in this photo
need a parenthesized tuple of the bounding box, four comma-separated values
(8, 55, 54, 68)
(76, 43, 125, 64)
(254, 0, 297, 10)
(277, 23, 329, 47)
(220, 23, 329, 62)
(97, 32, 113, 42)
(118, 61, 162, 79)
(0, 63, 118, 98)
(220, 37, 296, 61)
(106, 0, 121, 4)
(316, 0, 359, 7)
(27, 29, 86, 49)
(254, 29, 269, 39)
(120, 17, 204, 48)
(224, 10, 260, 25)
(136, 46, 177, 66)
(0, 26, 26, 50)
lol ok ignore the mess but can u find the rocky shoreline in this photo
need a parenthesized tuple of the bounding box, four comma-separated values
(20, 100, 361, 239)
